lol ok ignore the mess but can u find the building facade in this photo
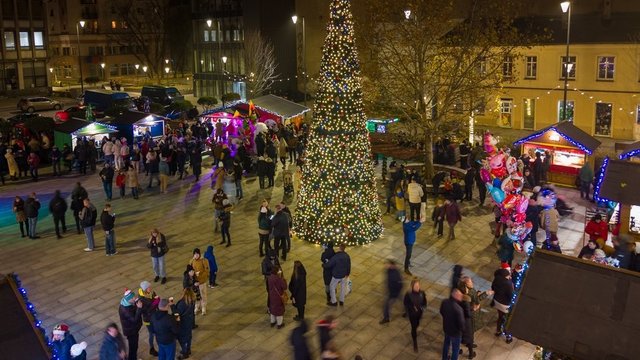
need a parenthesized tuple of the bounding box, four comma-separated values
(191, 0, 297, 99)
(0, 0, 48, 91)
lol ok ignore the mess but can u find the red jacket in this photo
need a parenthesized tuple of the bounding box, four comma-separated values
(585, 220, 608, 241)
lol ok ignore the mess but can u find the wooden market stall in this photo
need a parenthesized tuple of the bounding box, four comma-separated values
(513, 120, 601, 186)
(54, 118, 117, 150)
(105, 110, 166, 145)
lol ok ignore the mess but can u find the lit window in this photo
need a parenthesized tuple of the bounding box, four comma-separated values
(203, 30, 209, 42)
(558, 100, 574, 122)
(4, 31, 15, 50)
(561, 56, 576, 79)
(523, 98, 535, 129)
(502, 56, 513, 78)
(111, 21, 117, 29)
(525, 56, 537, 79)
(597, 56, 615, 80)
(499, 99, 513, 128)
(33, 31, 44, 49)
(19, 31, 29, 48)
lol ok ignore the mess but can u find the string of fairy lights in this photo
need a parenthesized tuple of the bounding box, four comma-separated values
(293, 0, 383, 246)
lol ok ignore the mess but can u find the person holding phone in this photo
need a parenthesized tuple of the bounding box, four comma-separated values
(148, 229, 168, 284)
(101, 203, 117, 256)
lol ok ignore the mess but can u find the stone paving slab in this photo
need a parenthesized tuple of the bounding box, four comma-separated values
(0, 162, 594, 359)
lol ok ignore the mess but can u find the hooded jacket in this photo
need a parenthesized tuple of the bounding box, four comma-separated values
(204, 245, 218, 273)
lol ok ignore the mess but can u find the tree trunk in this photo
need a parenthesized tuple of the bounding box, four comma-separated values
(424, 132, 435, 183)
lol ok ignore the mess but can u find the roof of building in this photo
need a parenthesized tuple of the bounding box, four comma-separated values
(250, 94, 309, 119)
(597, 158, 640, 204)
(513, 120, 601, 154)
(106, 110, 165, 126)
(54, 118, 91, 134)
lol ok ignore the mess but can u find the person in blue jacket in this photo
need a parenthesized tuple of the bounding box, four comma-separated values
(204, 245, 219, 287)
(51, 323, 77, 360)
(403, 218, 422, 276)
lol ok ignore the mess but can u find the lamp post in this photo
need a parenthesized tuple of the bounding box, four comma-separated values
(221, 56, 227, 95)
(142, 66, 148, 81)
(134, 64, 139, 85)
(561, 1, 571, 121)
(100, 63, 105, 81)
(292, 15, 306, 106)
(76, 20, 86, 92)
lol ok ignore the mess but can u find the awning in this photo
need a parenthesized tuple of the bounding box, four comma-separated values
(616, 141, 640, 160)
(513, 121, 601, 155)
(250, 94, 309, 119)
(107, 110, 166, 126)
(73, 122, 118, 137)
(594, 157, 640, 204)
(54, 118, 92, 134)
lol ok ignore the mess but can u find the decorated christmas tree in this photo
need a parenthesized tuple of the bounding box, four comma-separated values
(294, 0, 383, 245)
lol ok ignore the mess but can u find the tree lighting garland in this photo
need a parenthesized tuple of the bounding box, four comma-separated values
(513, 127, 594, 155)
(592, 156, 611, 203)
(10, 273, 54, 358)
(293, 0, 383, 245)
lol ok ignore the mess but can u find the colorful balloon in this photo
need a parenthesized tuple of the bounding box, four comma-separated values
(480, 168, 492, 184)
(489, 186, 505, 204)
(502, 193, 519, 210)
(506, 156, 518, 174)
(484, 131, 498, 155)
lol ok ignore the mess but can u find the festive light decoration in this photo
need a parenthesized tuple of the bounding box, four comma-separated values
(513, 127, 594, 155)
(10, 274, 53, 358)
(593, 156, 611, 203)
(294, 0, 383, 245)
(620, 148, 640, 160)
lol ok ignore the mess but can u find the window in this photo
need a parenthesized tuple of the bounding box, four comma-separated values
(203, 30, 209, 42)
(62, 47, 71, 56)
(110, 64, 118, 76)
(499, 99, 513, 128)
(211, 30, 218, 42)
(111, 21, 117, 29)
(561, 56, 576, 79)
(19, 31, 29, 48)
(597, 56, 615, 80)
(558, 100, 574, 122)
(232, 29, 242, 42)
(4, 31, 15, 50)
(595, 103, 612, 136)
(33, 31, 44, 49)
(525, 56, 537, 79)
(523, 98, 536, 129)
(473, 98, 486, 115)
(52, 47, 60, 56)
(502, 56, 513, 78)
(477, 57, 487, 75)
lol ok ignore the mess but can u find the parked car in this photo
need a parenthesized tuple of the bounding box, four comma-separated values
(54, 106, 99, 122)
(141, 85, 184, 106)
(7, 113, 41, 124)
(17, 97, 62, 112)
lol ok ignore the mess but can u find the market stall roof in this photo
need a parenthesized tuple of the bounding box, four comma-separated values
(54, 118, 92, 134)
(594, 157, 640, 204)
(250, 94, 309, 119)
(513, 121, 601, 155)
(616, 141, 640, 160)
(107, 110, 166, 126)
(73, 122, 118, 137)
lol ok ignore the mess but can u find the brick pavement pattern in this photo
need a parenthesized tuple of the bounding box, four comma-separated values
(0, 162, 590, 359)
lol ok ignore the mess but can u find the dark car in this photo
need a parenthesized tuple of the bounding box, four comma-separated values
(7, 113, 41, 124)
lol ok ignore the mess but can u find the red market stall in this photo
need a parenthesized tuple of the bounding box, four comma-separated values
(513, 120, 601, 186)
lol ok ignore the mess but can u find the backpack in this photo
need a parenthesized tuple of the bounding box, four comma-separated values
(52, 198, 65, 213)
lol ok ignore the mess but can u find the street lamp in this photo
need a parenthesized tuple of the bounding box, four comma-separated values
(206, 19, 212, 28)
(76, 20, 86, 92)
(561, 1, 571, 121)
(222, 56, 227, 64)
(165, 59, 169, 64)
(142, 66, 148, 80)
(404, 10, 412, 19)
(292, 14, 307, 106)
(100, 62, 105, 81)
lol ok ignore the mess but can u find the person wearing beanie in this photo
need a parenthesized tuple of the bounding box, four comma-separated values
(204, 245, 219, 288)
(150, 299, 180, 360)
(189, 248, 210, 315)
(118, 289, 143, 360)
(99, 322, 126, 360)
(51, 323, 77, 360)
(70, 341, 87, 359)
(182, 264, 202, 317)
(137, 281, 160, 356)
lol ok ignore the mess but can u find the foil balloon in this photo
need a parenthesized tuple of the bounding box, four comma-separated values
(484, 131, 498, 155)
(506, 156, 518, 174)
(480, 168, 492, 184)
(488, 184, 505, 204)
(493, 177, 502, 189)
(514, 212, 526, 223)
(516, 195, 529, 214)
(523, 240, 535, 254)
(501, 175, 514, 193)
(510, 171, 524, 192)
(502, 193, 519, 210)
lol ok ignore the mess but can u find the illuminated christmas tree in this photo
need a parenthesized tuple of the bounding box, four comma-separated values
(294, 0, 383, 245)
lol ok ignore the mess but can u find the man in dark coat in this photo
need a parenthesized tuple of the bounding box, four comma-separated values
(290, 320, 312, 360)
(271, 204, 291, 261)
(380, 259, 403, 324)
(118, 289, 143, 360)
(25, 192, 40, 239)
(99, 162, 115, 201)
(321, 243, 335, 304)
(150, 299, 179, 359)
(323, 243, 351, 306)
(440, 288, 466, 360)
(49, 190, 68, 239)
(71, 182, 88, 234)
(463, 168, 475, 202)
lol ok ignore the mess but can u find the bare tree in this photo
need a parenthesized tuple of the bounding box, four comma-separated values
(357, 0, 544, 179)
(108, 0, 169, 80)
(243, 30, 278, 98)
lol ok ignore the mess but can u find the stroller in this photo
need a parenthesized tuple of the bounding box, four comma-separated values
(283, 169, 294, 195)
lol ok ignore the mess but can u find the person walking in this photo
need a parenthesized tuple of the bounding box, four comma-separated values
(218, 199, 232, 247)
(443, 199, 462, 240)
(99, 323, 126, 360)
(150, 299, 179, 360)
(13, 195, 29, 237)
(190, 146, 202, 182)
(101, 203, 117, 256)
(118, 289, 143, 360)
(404, 278, 427, 352)
(71, 182, 88, 234)
(321, 242, 336, 304)
(203, 245, 219, 288)
(80, 198, 97, 251)
(324, 243, 351, 306)
(27, 151, 40, 181)
(102, 138, 114, 166)
(49, 190, 68, 239)
(290, 320, 312, 360)
(99, 163, 115, 201)
(267, 265, 288, 329)
(407, 178, 424, 221)
(25, 192, 41, 239)
(147, 149, 160, 189)
(440, 288, 466, 360)
(463, 168, 475, 201)
(51, 145, 62, 176)
(5, 148, 19, 180)
(233, 159, 243, 199)
(148, 229, 168, 284)
(190, 248, 210, 315)
(116, 170, 127, 199)
(272, 204, 291, 261)
(432, 200, 445, 238)
(380, 259, 403, 324)
(289, 260, 307, 321)
(173, 288, 196, 359)
(491, 268, 514, 343)
(258, 203, 273, 257)
(579, 162, 594, 200)
(402, 218, 422, 275)
(126, 165, 139, 199)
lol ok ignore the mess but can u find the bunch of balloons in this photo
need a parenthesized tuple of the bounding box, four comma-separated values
(480, 131, 533, 252)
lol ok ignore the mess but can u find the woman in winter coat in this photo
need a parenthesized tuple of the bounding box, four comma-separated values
(278, 137, 288, 167)
(289, 260, 307, 321)
(491, 268, 514, 343)
(321, 242, 336, 304)
(403, 278, 427, 352)
(267, 265, 288, 329)
(258, 202, 273, 257)
(12, 195, 28, 237)
(5, 148, 18, 179)
(182, 265, 201, 305)
(173, 288, 197, 359)
(126, 165, 139, 199)
(459, 294, 476, 359)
